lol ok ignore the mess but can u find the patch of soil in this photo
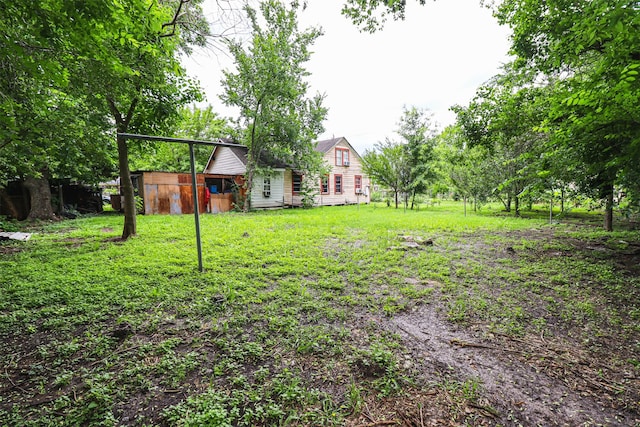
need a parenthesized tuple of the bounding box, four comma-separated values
(0, 243, 23, 255)
(385, 305, 638, 426)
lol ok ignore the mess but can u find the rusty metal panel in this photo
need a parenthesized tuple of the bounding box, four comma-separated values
(171, 192, 182, 214)
(145, 172, 180, 185)
(144, 184, 159, 214)
(180, 185, 193, 214)
(157, 185, 175, 214)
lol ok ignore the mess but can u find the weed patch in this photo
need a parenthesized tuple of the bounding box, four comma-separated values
(1, 204, 638, 426)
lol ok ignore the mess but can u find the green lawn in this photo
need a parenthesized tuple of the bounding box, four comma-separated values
(1, 203, 638, 426)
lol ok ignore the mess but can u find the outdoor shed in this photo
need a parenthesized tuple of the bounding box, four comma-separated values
(128, 171, 241, 215)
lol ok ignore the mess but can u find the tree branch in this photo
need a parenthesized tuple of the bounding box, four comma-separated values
(161, 0, 190, 38)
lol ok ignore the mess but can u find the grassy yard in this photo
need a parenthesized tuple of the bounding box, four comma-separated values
(1, 203, 639, 426)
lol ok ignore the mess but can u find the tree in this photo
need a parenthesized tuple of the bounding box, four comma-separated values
(0, 0, 211, 233)
(80, 0, 209, 238)
(0, 1, 119, 219)
(220, 0, 327, 212)
(396, 106, 438, 208)
(341, 0, 428, 32)
(435, 125, 492, 214)
(454, 68, 550, 216)
(362, 139, 411, 208)
(494, 0, 640, 230)
(130, 105, 233, 172)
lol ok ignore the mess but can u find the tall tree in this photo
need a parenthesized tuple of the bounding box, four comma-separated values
(0, 1, 118, 219)
(396, 106, 438, 208)
(495, 0, 640, 230)
(0, 0, 210, 232)
(362, 139, 411, 208)
(435, 125, 492, 214)
(78, 0, 208, 239)
(454, 69, 550, 215)
(220, 0, 327, 212)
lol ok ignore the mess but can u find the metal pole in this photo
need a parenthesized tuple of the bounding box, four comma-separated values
(118, 133, 233, 272)
(189, 143, 204, 272)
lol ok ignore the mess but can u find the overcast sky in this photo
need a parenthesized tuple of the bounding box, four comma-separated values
(181, 0, 513, 155)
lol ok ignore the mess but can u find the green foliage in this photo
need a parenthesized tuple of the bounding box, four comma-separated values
(363, 106, 438, 209)
(0, 0, 210, 224)
(493, 0, 640, 227)
(1, 204, 638, 425)
(362, 139, 409, 208)
(129, 105, 233, 172)
(341, 0, 428, 32)
(221, 0, 328, 211)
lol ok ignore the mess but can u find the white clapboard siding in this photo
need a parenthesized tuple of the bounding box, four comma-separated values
(318, 139, 370, 206)
(251, 170, 285, 208)
(204, 147, 246, 175)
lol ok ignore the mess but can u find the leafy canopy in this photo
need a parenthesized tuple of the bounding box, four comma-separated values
(221, 0, 327, 209)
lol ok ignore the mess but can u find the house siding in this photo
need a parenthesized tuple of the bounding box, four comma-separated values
(317, 140, 370, 206)
(204, 147, 246, 175)
(283, 170, 293, 206)
(251, 170, 285, 209)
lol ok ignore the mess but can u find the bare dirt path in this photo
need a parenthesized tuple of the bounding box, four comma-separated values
(387, 305, 636, 426)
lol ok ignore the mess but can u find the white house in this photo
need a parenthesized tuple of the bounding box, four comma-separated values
(203, 137, 370, 211)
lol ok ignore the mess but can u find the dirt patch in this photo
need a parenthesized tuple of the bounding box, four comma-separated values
(385, 304, 638, 426)
(0, 243, 23, 255)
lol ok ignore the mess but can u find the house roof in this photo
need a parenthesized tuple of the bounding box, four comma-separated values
(205, 136, 363, 174)
(314, 136, 363, 160)
(229, 146, 249, 166)
(314, 137, 344, 154)
(209, 145, 290, 170)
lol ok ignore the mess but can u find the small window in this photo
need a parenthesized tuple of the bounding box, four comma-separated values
(335, 148, 349, 166)
(355, 175, 362, 194)
(292, 173, 302, 195)
(320, 174, 329, 194)
(263, 177, 271, 197)
(334, 174, 342, 194)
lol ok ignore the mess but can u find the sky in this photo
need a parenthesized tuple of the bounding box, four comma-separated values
(181, 0, 513, 155)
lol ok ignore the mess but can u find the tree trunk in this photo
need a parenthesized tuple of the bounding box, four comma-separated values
(463, 195, 467, 217)
(117, 133, 136, 239)
(514, 196, 520, 217)
(497, 194, 511, 212)
(394, 190, 399, 209)
(243, 167, 254, 213)
(0, 188, 20, 219)
(108, 97, 138, 240)
(561, 187, 565, 213)
(604, 183, 614, 232)
(24, 174, 56, 220)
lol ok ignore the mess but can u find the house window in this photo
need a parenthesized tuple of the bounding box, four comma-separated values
(292, 173, 302, 195)
(263, 177, 271, 197)
(320, 174, 329, 194)
(335, 148, 349, 166)
(334, 174, 342, 194)
(355, 175, 362, 194)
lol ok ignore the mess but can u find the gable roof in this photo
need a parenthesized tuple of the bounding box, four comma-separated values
(314, 136, 363, 160)
(314, 137, 344, 154)
(204, 136, 364, 174)
(204, 145, 291, 174)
